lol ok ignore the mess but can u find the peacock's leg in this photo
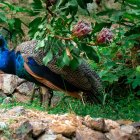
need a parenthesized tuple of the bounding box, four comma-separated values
(39, 86, 54, 107)
(30, 84, 39, 104)
(48, 88, 54, 106)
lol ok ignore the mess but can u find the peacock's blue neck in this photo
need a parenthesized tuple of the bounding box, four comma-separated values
(0, 35, 37, 83)
(15, 51, 36, 82)
(0, 48, 35, 82)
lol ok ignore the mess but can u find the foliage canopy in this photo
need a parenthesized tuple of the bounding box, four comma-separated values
(0, 0, 140, 99)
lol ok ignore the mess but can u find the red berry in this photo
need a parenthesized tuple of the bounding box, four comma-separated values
(72, 21, 92, 38)
(97, 28, 113, 44)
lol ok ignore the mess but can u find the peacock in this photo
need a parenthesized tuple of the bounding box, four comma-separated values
(0, 34, 103, 105)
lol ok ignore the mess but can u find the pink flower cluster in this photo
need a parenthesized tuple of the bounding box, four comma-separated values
(72, 21, 92, 38)
(97, 28, 113, 44)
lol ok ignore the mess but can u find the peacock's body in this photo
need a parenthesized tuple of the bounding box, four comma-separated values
(0, 35, 103, 104)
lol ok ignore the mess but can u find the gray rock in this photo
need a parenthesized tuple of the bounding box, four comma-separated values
(16, 81, 35, 96)
(38, 133, 57, 140)
(6, 106, 26, 116)
(13, 120, 33, 139)
(0, 90, 7, 98)
(13, 92, 30, 103)
(121, 125, 137, 134)
(30, 121, 46, 137)
(76, 126, 108, 140)
(38, 133, 70, 140)
(0, 74, 18, 94)
(105, 128, 131, 140)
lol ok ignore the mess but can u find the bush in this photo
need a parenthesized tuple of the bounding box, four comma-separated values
(0, 0, 140, 99)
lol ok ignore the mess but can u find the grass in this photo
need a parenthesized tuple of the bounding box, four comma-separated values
(0, 92, 139, 121)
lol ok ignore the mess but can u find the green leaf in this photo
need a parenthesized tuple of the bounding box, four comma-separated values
(69, 56, 81, 70)
(43, 51, 53, 66)
(30, 0, 43, 15)
(62, 51, 70, 66)
(136, 66, 140, 73)
(68, 0, 78, 16)
(93, 22, 112, 33)
(76, 0, 87, 9)
(80, 43, 99, 63)
(0, 12, 7, 23)
(57, 0, 68, 7)
(125, 0, 140, 7)
(29, 17, 43, 28)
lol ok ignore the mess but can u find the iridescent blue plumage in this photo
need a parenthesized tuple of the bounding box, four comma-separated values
(0, 35, 36, 82)
(0, 35, 16, 74)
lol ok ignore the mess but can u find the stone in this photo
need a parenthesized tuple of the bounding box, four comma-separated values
(117, 120, 133, 125)
(56, 134, 71, 140)
(121, 125, 137, 134)
(84, 116, 108, 132)
(0, 74, 18, 94)
(105, 119, 120, 130)
(76, 126, 108, 140)
(13, 92, 30, 103)
(16, 78, 26, 86)
(0, 90, 7, 98)
(50, 121, 76, 138)
(38, 133, 57, 140)
(38, 133, 70, 140)
(12, 120, 33, 139)
(16, 81, 35, 96)
(131, 122, 140, 129)
(6, 106, 26, 116)
(30, 121, 46, 137)
(51, 95, 62, 107)
(105, 128, 131, 140)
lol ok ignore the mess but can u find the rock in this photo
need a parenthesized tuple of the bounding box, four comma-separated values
(105, 128, 131, 140)
(0, 73, 3, 89)
(121, 125, 140, 140)
(38, 133, 70, 140)
(56, 134, 71, 140)
(16, 81, 35, 96)
(51, 95, 63, 107)
(12, 120, 33, 139)
(13, 92, 30, 103)
(83, 116, 108, 132)
(38, 133, 57, 140)
(121, 125, 137, 134)
(0, 91, 7, 98)
(117, 120, 133, 125)
(6, 106, 26, 116)
(0, 74, 18, 94)
(76, 126, 108, 140)
(105, 119, 120, 130)
(30, 121, 46, 137)
(50, 121, 76, 138)
(16, 78, 26, 86)
(2, 97, 13, 104)
(131, 122, 140, 129)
